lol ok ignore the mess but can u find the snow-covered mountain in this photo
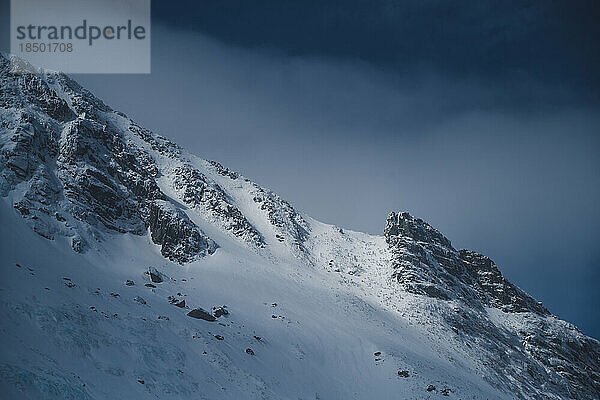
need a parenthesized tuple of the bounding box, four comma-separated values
(1, 54, 599, 400)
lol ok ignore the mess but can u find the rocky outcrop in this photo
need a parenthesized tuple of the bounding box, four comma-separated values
(459, 249, 547, 314)
(0, 54, 319, 263)
(208, 160, 239, 180)
(1, 54, 218, 263)
(385, 211, 546, 314)
(384, 211, 600, 399)
(146, 200, 217, 263)
(0, 64, 61, 192)
(171, 164, 264, 247)
(518, 318, 600, 398)
(385, 212, 464, 302)
(251, 184, 309, 252)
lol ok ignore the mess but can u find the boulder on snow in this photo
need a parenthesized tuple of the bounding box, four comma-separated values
(175, 299, 186, 308)
(125, 280, 135, 286)
(168, 295, 186, 308)
(398, 370, 409, 378)
(246, 348, 255, 355)
(187, 308, 216, 321)
(148, 267, 163, 283)
(212, 305, 229, 318)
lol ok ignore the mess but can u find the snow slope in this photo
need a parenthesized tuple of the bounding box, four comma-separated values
(1, 54, 598, 399)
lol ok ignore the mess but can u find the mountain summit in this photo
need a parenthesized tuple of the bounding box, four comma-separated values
(1, 54, 598, 399)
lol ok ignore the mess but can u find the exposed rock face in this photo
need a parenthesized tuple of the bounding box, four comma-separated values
(1, 54, 219, 263)
(0, 54, 314, 264)
(519, 317, 600, 398)
(147, 201, 217, 263)
(251, 184, 310, 253)
(58, 118, 150, 235)
(171, 164, 264, 247)
(459, 249, 547, 314)
(385, 212, 465, 301)
(208, 160, 239, 180)
(385, 211, 547, 314)
(384, 210, 600, 399)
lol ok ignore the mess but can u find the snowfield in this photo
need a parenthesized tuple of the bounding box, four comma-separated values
(1, 54, 599, 399)
(0, 199, 506, 400)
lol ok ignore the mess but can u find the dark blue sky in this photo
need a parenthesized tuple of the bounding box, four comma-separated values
(1, 1, 599, 339)
(152, 0, 600, 102)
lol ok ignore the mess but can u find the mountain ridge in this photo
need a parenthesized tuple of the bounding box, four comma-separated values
(1, 54, 599, 399)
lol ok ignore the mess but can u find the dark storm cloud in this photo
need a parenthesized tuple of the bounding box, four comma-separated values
(153, 0, 600, 104)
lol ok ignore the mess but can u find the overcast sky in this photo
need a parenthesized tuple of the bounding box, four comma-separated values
(1, 1, 599, 339)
